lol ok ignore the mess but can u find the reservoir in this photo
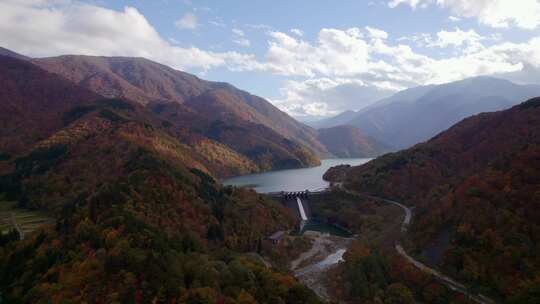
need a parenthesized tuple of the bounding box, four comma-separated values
(223, 158, 371, 193)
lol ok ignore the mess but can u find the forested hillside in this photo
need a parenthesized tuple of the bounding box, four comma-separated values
(339, 98, 540, 302)
(0, 55, 321, 303)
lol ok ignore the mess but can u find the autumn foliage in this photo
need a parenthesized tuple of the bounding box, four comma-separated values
(0, 55, 321, 303)
(342, 98, 540, 302)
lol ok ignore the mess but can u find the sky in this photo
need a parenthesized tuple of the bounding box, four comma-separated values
(2, 0, 540, 121)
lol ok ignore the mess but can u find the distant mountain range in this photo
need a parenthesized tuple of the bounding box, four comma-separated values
(317, 125, 391, 158)
(312, 77, 540, 149)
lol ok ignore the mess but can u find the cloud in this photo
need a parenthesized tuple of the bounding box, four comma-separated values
(232, 28, 251, 47)
(388, 0, 540, 29)
(388, 0, 428, 9)
(240, 26, 540, 117)
(245, 23, 273, 31)
(290, 28, 304, 36)
(400, 28, 501, 54)
(366, 26, 389, 40)
(272, 78, 394, 118)
(209, 20, 226, 27)
(0, 1, 257, 72)
(253, 28, 370, 77)
(255, 26, 532, 85)
(429, 28, 485, 53)
(175, 12, 198, 30)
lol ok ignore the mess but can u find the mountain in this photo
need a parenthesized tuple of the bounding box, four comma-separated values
(0, 54, 318, 177)
(317, 125, 391, 158)
(0, 55, 321, 303)
(308, 110, 359, 129)
(32, 55, 328, 156)
(0, 55, 101, 156)
(26, 53, 322, 174)
(324, 77, 540, 149)
(0, 47, 29, 61)
(333, 98, 540, 302)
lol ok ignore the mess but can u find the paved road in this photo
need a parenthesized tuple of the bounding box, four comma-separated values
(342, 188, 495, 304)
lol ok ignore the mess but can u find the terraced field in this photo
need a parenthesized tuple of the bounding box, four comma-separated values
(0, 201, 53, 239)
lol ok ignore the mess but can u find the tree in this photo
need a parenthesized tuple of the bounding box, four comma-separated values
(384, 283, 414, 304)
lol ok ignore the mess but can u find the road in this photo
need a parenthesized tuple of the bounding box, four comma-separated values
(342, 188, 495, 304)
(10, 212, 25, 240)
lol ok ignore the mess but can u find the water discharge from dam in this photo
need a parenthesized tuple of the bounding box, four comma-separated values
(297, 197, 308, 221)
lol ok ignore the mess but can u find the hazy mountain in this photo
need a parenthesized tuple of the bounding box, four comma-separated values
(317, 125, 391, 158)
(308, 110, 359, 129)
(32, 55, 328, 156)
(0, 47, 29, 61)
(321, 77, 540, 149)
(334, 97, 540, 302)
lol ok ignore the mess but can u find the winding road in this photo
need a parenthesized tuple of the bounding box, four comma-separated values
(343, 189, 495, 304)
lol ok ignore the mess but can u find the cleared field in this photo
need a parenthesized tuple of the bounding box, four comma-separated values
(0, 201, 53, 238)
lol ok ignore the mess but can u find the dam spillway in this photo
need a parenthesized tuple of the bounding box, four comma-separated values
(297, 197, 308, 221)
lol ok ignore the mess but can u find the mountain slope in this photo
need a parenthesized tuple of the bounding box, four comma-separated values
(340, 77, 540, 149)
(0, 54, 319, 178)
(0, 55, 101, 155)
(308, 110, 359, 129)
(0, 55, 321, 303)
(317, 125, 390, 158)
(32, 55, 328, 156)
(337, 98, 540, 302)
(0, 47, 29, 61)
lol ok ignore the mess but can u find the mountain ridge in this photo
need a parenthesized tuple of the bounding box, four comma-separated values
(314, 77, 540, 149)
(317, 125, 391, 158)
(31, 54, 329, 156)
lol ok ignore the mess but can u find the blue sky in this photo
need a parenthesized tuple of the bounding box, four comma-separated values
(2, 0, 540, 120)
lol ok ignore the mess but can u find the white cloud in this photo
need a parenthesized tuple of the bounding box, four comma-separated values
(232, 28, 244, 36)
(366, 26, 389, 39)
(255, 29, 370, 77)
(273, 78, 394, 118)
(242, 26, 540, 117)
(245, 23, 273, 31)
(290, 28, 304, 36)
(209, 20, 226, 27)
(448, 16, 461, 22)
(232, 28, 251, 47)
(388, 0, 427, 9)
(233, 38, 251, 47)
(175, 13, 198, 30)
(400, 28, 501, 53)
(429, 28, 485, 52)
(0, 1, 257, 71)
(389, 0, 540, 29)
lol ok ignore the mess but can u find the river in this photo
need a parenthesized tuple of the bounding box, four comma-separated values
(223, 158, 371, 193)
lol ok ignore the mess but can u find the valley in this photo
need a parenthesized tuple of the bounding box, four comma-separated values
(1, 14, 540, 302)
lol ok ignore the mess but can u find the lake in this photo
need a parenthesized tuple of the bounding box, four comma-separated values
(222, 158, 371, 193)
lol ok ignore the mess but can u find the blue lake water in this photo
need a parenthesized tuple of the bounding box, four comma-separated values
(222, 158, 371, 193)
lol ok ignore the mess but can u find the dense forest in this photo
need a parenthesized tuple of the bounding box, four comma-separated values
(0, 55, 321, 303)
(337, 98, 540, 302)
